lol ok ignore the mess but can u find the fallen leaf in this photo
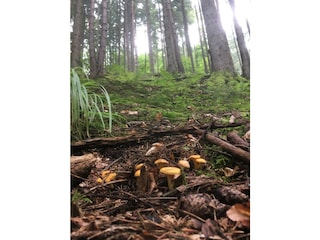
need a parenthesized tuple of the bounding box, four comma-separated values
(226, 202, 250, 228)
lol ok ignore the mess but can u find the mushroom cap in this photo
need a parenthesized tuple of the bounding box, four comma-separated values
(104, 172, 117, 182)
(154, 159, 169, 165)
(189, 154, 201, 160)
(96, 177, 104, 183)
(195, 158, 206, 164)
(160, 167, 181, 176)
(134, 169, 141, 177)
(101, 170, 111, 178)
(135, 163, 145, 171)
(178, 159, 190, 169)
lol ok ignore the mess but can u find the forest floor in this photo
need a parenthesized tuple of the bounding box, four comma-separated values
(71, 72, 250, 240)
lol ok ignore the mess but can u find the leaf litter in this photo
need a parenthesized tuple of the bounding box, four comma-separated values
(71, 115, 250, 240)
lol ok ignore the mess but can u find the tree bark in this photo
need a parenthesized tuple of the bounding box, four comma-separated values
(181, 0, 195, 73)
(71, 153, 97, 187)
(88, 0, 97, 78)
(71, 0, 84, 68)
(96, 0, 108, 77)
(161, 0, 185, 73)
(145, 0, 155, 74)
(124, 0, 136, 72)
(200, 0, 235, 73)
(228, 0, 250, 79)
(204, 132, 250, 163)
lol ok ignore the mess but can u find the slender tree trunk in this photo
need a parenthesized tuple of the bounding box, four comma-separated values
(181, 0, 195, 73)
(124, 0, 136, 72)
(194, 3, 208, 74)
(161, 0, 184, 73)
(88, 0, 97, 78)
(158, 3, 166, 71)
(71, 0, 84, 68)
(145, 0, 155, 74)
(200, 0, 235, 73)
(130, 1, 137, 71)
(246, 19, 250, 36)
(97, 0, 108, 76)
(198, 1, 210, 73)
(228, 0, 250, 79)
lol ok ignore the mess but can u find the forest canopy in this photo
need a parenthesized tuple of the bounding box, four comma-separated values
(70, 0, 250, 79)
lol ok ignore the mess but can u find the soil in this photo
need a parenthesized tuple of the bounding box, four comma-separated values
(71, 119, 250, 240)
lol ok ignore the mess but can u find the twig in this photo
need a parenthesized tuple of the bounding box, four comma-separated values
(177, 209, 206, 223)
(105, 157, 123, 169)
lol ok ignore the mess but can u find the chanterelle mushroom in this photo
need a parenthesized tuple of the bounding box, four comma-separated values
(135, 163, 145, 171)
(193, 158, 207, 170)
(159, 167, 181, 190)
(154, 159, 169, 169)
(188, 154, 201, 161)
(178, 159, 190, 169)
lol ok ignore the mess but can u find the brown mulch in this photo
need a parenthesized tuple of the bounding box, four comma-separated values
(71, 118, 250, 240)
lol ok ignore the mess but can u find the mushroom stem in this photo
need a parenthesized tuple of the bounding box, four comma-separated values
(167, 176, 175, 191)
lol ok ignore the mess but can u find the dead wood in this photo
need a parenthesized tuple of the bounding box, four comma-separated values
(204, 132, 250, 163)
(189, 127, 250, 163)
(227, 131, 250, 150)
(71, 153, 97, 187)
(71, 120, 248, 153)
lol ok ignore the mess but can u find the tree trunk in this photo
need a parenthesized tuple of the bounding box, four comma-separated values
(228, 0, 250, 79)
(194, 3, 209, 74)
(97, 0, 108, 76)
(71, 0, 84, 68)
(181, 0, 195, 73)
(158, 3, 166, 71)
(88, 0, 97, 78)
(161, 0, 184, 73)
(145, 0, 155, 74)
(200, 0, 235, 73)
(124, 0, 136, 72)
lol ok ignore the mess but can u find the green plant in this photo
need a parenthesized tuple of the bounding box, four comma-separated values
(71, 68, 112, 140)
(71, 189, 92, 204)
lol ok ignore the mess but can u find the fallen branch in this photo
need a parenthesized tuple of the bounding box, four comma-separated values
(201, 131, 250, 163)
(71, 121, 248, 153)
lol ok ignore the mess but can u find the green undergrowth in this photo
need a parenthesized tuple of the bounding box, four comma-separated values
(99, 71, 249, 124)
(71, 68, 250, 140)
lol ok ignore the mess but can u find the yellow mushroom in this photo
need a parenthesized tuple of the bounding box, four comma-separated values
(134, 169, 141, 177)
(178, 159, 190, 169)
(104, 172, 117, 182)
(101, 170, 111, 178)
(154, 159, 169, 169)
(96, 177, 104, 183)
(135, 163, 145, 171)
(188, 154, 201, 161)
(193, 158, 207, 170)
(159, 167, 181, 191)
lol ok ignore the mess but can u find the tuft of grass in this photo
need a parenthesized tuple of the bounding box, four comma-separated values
(70, 68, 113, 140)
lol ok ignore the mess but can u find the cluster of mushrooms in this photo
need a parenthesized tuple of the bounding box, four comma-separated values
(96, 170, 117, 183)
(134, 154, 207, 191)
